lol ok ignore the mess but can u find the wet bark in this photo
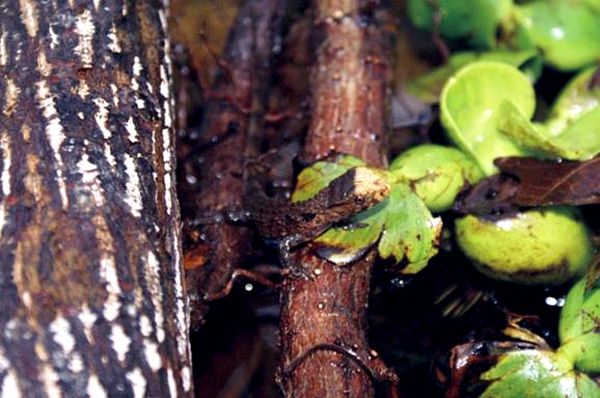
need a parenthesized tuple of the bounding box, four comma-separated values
(0, 1, 192, 396)
(278, 1, 395, 397)
(178, 0, 286, 328)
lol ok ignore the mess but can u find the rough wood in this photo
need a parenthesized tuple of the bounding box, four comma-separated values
(278, 1, 395, 397)
(178, 0, 285, 328)
(0, 1, 192, 396)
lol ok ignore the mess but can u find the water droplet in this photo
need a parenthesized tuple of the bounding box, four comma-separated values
(545, 296, 558, 306)
(244, 283, 254, 292)
(391, 277, 408, 288)
(185, 174, 197, 185)
(317, 302, 325, 310)
(313, 268, 322, 276)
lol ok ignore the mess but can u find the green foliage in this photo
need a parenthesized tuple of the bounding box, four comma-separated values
(480, 350, 600, 398)
(389, 144, 483, 212)
(407, 50, 540, 104)
(512, 0, 600, 70)
(292, 156, 441, 273)
(440, 61, 535, 175)
(497, 101, 600, 161)
(546, 67, 600, 135)
(292, 155, 366, 202)
(455, 207, 593, 285)
(407, 0, 600, 70)
(480, 263, 600, 396)
(406, 0, 512, 48)
(495, 67, 600, 161)
(441, 62, 600, 175)
(558, 259, 600, 373)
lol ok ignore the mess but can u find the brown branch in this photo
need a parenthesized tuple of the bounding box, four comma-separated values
(278, 1, 397, 397)
(178, 0, 286, 328)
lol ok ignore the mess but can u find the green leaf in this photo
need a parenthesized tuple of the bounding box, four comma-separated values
(481, 350, 600, 398)
(546, 67, 600, 137)
(558, 333, 600, 374)
(559, 259, 600, 373)
(440, 61, 535, 175)
(513, 0, 600, 70)
(407, 0, 513, 48)
(495, 68, 600, 160)
(389, 144, 484, 212)
(455, 207, 593, 285)
(407, 50, 540, 104)
(291, 157, 441, 272)
(558, 256, 600, 373)
(497, 101, 600, 161)
(315, 183, 441, 273)
(291, 155, 365, 202)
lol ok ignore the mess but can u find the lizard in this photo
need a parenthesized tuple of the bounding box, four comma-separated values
(197, 166, 397, 384)
(243, 165, 390, 265)
(188, 164, 390, 281)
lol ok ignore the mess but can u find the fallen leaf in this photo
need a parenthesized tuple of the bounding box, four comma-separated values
(496, 157, 600, 206)
(454, 157, 600, 215)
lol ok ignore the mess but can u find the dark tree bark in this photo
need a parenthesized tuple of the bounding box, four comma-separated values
(178, 0, 286, 328)
(0, 1, 192, 396)
(278, 1, 395, 397)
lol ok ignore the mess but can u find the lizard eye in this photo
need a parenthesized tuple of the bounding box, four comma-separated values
(301, 213, 316, 222)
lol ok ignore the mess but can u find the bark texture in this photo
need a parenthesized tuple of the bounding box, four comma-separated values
(179, 0, 285, 328)
(279, 1, 394, 397)
(0, 1, 191, 396)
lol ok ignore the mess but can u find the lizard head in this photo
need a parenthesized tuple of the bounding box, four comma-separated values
(327, 166, 390, 211)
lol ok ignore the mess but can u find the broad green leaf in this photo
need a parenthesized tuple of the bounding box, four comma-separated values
(407, 50, 540, 104)
(558, 257, 600, 373)
(552, 108, 600, 159)
(315, 198, 385, 266)
(376, 184, 441, 272)
(582, 0, 600, 12)
(389, 144, 484, 212)
(481, 350, 600, 398)
(291, 155, 365, 202)
(315, 183, 441, 273)
(513, 0, 600, 70)
(558, 333, 600, 374)
(455, 207, 593, 285)
(407, 0, 513, 48)
(291, 157, 441, 272)
(546, 67, 600, 137)
(560, 277, 591, 343)
(497, 101, 600, 160)
(440, 61, 535, 175)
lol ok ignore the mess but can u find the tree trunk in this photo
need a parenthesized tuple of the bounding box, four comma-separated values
(0, 1, 192, 396)
(278, 1, 395, 397)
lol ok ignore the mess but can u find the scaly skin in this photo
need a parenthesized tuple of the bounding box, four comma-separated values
(247, 166, 390, 245)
